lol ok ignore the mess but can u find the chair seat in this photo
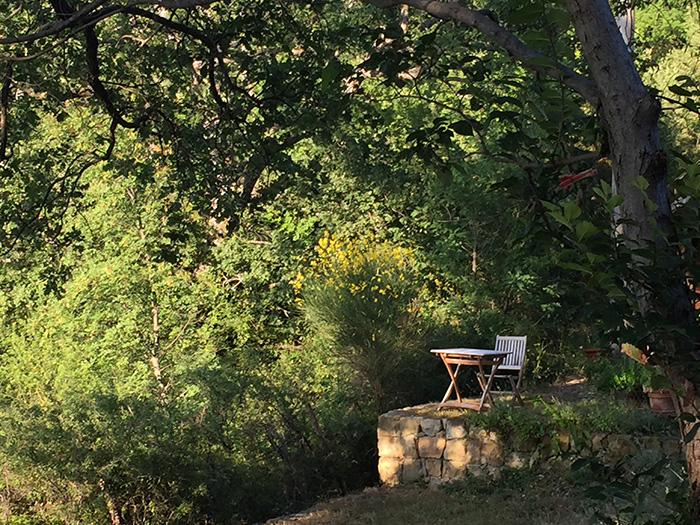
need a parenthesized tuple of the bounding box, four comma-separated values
(494, 366, 520, 374)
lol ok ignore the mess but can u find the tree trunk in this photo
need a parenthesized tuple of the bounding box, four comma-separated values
(565, 0, 700, 514)
(679, 382, 700, 523)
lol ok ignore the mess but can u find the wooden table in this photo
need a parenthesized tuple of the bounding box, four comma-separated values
(431, 348, 510, 411)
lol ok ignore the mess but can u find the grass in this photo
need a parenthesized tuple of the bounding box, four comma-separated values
(265, 469, 593, 525)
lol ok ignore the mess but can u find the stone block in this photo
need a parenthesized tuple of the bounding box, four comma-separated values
(506, 452, 529, 470)
(662, 439, 681, 456)
(466, 464, 499, 479)
(512, 435, 537, 452)
(399, 417, 421, 435)
(423, 458, 442, 478)
(479, 431, 504, 467)
(443, 439, 468, 466)
(605, 434, 636, 463)
(443, 460, 467, 481)
(420, 418, 443, 437)
(444, 419, 468, 439)
(399, 433, 419, 458)
(402, 458, 422, 483)
(466, 438, 482, 464)
(378, 414, 400, 437)
(378, 457, 401, 486)
(555, 430, 572, 452)
(427, 476, 443, 489)
(591, 433, 607, 452)
(377, 436, 404, 458)
(640, 436, 661, 450)
(528, 450, 541, 468)
(418, 433, 446, 458)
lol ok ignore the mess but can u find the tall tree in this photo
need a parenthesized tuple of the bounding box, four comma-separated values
(361, 0, 700, 513)
(2, 0, 700, 516)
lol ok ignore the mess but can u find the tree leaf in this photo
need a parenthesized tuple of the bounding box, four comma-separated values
(508, 3, 543, 25)
(575, 220, 598, 241)
(685, 421, 700, 443)
(563, 200, 581, 222)
(450, 120, 473, 136)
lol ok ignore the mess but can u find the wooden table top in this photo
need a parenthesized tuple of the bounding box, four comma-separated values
(430, 348, 510, 357)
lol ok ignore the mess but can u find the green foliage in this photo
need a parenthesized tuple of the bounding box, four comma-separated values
(472, 400, 550, 444)
(572, 454, 689, 524)
(584, 357, 653, 394)
(2, 0, 700, 521)
(295, 232, 425, 412)
(543, 398, 672, 436)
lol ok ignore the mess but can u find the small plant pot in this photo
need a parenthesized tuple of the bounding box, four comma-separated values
(583, 348, 602, 359)
(648, 389, 676, 416)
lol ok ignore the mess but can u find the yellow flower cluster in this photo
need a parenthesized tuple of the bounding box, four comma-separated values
(292, 232, 414, 300)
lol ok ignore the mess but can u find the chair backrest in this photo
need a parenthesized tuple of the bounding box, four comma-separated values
(495, 335, 527, 369)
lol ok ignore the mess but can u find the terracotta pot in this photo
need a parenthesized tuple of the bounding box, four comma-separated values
(583, 348, 601, 359)
(648, 389, 676, 416)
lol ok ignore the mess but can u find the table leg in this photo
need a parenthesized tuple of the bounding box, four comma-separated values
(440, 357, 462, 406)
(477, 356, 503, 410)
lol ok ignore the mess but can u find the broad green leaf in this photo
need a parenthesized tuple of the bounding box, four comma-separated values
(679, 412, 697, 423)
(545, 6, 570, 29)
(524, 56, 556, 68)
(629, 176, 650, 191)
(508, 3, 543, 25)
(560, 261, 593, 275)
(521, 30, 551, 49)
(575, 221, 598, 241)
(606, 194, 623, 211)
(549, 210, 571, 229)
(563, 200, 581, 222)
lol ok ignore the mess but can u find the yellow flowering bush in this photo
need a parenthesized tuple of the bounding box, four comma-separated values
(294, 232, 423, 411)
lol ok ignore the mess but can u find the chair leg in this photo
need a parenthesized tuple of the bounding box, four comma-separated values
(509, 376, 524, 406)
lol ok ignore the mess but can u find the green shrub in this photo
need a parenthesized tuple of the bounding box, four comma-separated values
(294, 232, 425, 412)
(583, 355, 652, 394)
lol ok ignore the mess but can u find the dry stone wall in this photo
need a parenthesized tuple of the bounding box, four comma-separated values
(377, 404, 681, 487)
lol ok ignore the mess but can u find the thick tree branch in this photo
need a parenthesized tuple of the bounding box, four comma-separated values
(365, 0, 600, 107)
(0, 0, 108, 44)
(0, 0, 215, 45)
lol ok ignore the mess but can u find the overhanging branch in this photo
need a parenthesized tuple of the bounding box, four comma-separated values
(365, 0, 600, 107)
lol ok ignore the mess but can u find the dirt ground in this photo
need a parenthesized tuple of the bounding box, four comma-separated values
(530, 374, 598, 403)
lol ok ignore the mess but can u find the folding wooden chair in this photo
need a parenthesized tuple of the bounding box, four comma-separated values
(489, 335, 527, 405)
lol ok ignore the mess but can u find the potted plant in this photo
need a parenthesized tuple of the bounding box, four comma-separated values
(583, 347, 602, 359)
(642, 365, 676, 416)
(643, 371, 677, 416)
(646, 388, 676, 416)
(621, 343, 677, 416)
